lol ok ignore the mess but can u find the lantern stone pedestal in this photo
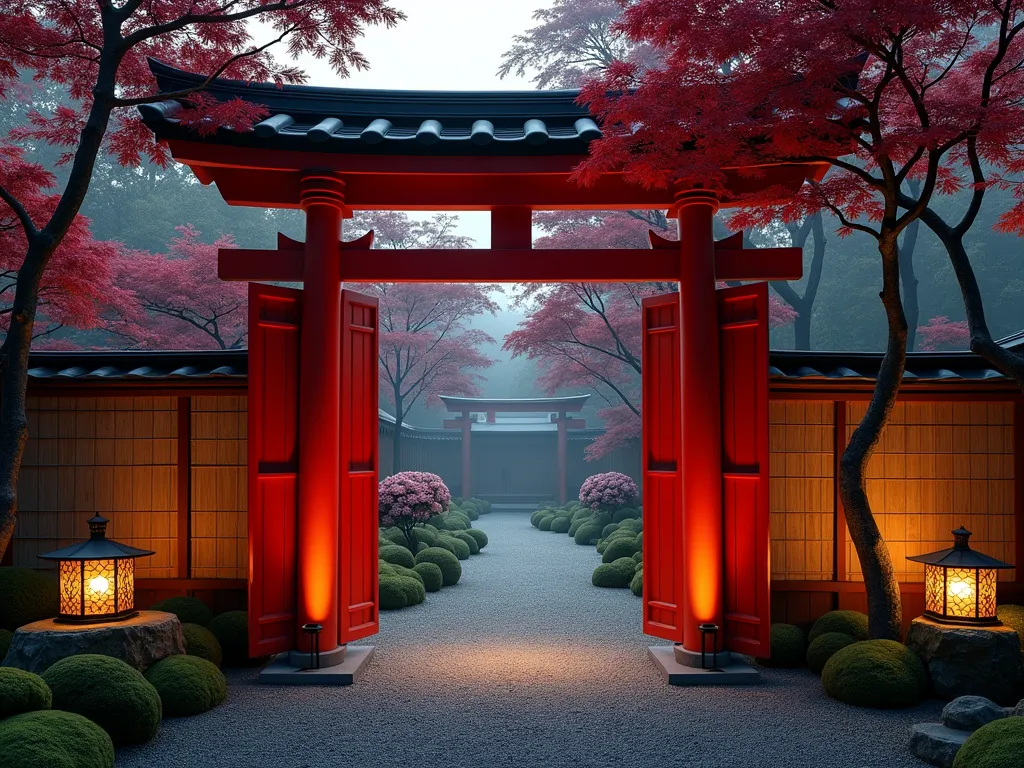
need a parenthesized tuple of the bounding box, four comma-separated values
(905, 617, 1023, 705)
(1, 610, 185, 675)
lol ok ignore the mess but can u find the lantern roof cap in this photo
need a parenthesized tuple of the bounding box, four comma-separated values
(39, 515, 155, 560)
(906, 527, 1013, 569)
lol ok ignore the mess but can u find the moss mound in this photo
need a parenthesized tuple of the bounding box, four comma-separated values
(0, 710, 114, 768)
(0, 568, 58, 631)
(996, 605, 1024, 654)
(601, 523, 620, 537)
(415, 548, 462, 586)
(0, 668, 51, 719)
(182, 623, 223, 667)
(42, 654, 160, 745)
(442, 536, 471, 560)
(0, 628, 12, 663)
(602, 537, 640, 563)
(379, 577, 409, 610)
(378, 544, 416, 569)
(144, 655, 226, 717)
(592, 557, 637, 588)
(207, 611, 251, 667)
(411, 527, 438, 548)
(808, 610, 870, 644)
(440, 515, 469, 531)
(395, 576, 426, 605)
(574, 522, 603, 546)
(537, 515, 555, 531)
(953, 716, 1024, 768)
(630, 568, 643, 597)
(454, 531, 481, 554)
(530, 509, 548, 527)
(756, 624, 806, 668)
(631, 551, 643, 565)
(391, 564, 424, 586)
(550, 517, 572, 534)
(821, 640, 925, 708)
(571, 509, 593, 522)
(414, 562, 444, 592)
(149, 596, 213, 627)
(431, 536, 458, 555)
(464, 529, 488, 549)
(806, 632, 856, 675)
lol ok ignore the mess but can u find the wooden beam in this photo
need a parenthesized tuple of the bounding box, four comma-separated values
(219, 248, 303, 282)
(1015, 397, 1023, 583)
(833, 400, 847, 582)
(176, 397, 192, 580)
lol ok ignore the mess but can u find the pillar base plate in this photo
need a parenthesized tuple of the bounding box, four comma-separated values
(259, 645, 374, 686)
(648, 646, 761, 686)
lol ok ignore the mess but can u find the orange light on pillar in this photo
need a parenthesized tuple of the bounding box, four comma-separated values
(39, 515, 154, 624)
(907, 527, 1013, 626)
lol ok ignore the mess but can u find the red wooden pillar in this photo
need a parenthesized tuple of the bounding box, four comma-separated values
(556, 412, 568, 505)
(461, 412, 472, 499)
(676, 190, 724, 652)
(296, 172, 347, 651)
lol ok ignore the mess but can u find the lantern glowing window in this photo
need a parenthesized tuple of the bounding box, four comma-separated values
(907, 527, 1013, 626)
(40, 515, 154, 624)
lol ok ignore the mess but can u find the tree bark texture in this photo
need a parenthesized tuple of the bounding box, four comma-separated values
(899, 217, 921, 352)
(771, 213, 826, 350)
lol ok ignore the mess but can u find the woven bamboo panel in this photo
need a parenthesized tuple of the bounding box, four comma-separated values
(16, 397, 178, 578)
(769, 400, 835, 580)
(191, 396, 247, 579)
(845, 402, 1016, 582)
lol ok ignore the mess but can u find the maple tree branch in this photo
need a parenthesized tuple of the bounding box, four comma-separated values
(0, 185, 38, 241)
(120, 0, 311, 49)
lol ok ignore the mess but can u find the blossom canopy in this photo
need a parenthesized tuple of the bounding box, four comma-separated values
(378, 471, 452, 528)
(579, 472, 638, 511)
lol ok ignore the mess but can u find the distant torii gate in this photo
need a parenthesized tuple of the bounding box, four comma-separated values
(140, 60, 827, 680)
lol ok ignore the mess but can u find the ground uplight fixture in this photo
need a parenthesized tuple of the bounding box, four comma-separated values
(907, 527, 1013, 626)
(698, 622, 722, 671)
(39, 515, 154, 624)
(302, 623, 323, 669)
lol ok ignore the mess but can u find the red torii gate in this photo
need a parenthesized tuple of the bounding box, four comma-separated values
(438, 395, 590, 504)
(140, 60, 825, 682)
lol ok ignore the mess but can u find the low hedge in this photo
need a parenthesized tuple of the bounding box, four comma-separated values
(182, 623, 223, 667)
(602, 537, 640, 563)
(379, 577, 409, 610)
(379, 545, 416, 569)
(415, 548, 462, 586)
(952, 716, 1024, 768)
(807, 610, 870, 644)
(42, 654, 161, 745)
(0, 710, 114, 768)
(442, 535, 471, 560)
(464, 529, 488, 549)
(413, 562, 444, 592)
(806, 632, 855, 675)
(392, 576, 426, 606)
(574, 522, 603, 546)
(821, 640, 926, 708)
(0, 568, 58, 631)
(537, 515, 556, 531)
(550, 517, 572, 534)
(0, 668, 51, 719)
(149, 596, 213, 627)
(757, 624, 806, 668)
(592, 557, 637, 588)
(630, 568, 643, 597)
(207, 611, 251, 667)
(453, 531, 480, 554)
(390, 564, 425, 586)
(144, 655, 226, 717)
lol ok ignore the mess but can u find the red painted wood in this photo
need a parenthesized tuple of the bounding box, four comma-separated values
(338, 289, 380, 643)
(247, 283, 302, 658)
(718, 282, 771, 657)
(219, 247, 303, 282)
(641, 292, 684, 642)
(491, 207, 533, 249)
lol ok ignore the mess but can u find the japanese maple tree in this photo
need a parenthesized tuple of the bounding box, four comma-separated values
(578, 0, 1023, 639)
(917, 316, 971, 352)
(0, 0, 403, 559)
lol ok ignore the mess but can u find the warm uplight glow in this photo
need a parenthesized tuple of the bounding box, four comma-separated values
(948, 577, 973, 603)
(89, 575, 110, 596)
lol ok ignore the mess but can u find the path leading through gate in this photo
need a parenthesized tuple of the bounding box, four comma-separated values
(120, 512, 937, 768)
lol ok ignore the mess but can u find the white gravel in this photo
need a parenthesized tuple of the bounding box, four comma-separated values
(119, 511, 939, 768)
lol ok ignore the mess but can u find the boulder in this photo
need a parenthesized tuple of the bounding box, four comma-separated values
(942, 696, 1006, 731)
(905, 617, 1023, 705)
(909, 723, 970, 768)
(1, 611, 185, 674)
(1010, 700, 1024, 717)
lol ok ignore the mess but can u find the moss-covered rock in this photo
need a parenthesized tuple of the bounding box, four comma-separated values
(0, 628, 12, 663)
(592, 557, 637, 588)
(602, 537, 640, 563)
(464, 528, 488, 549)
(149, 596, 213, 627)
(0, 710, 114, 768)
(574, 522, 603, 545)
(454, 531, 481, 554)
(808, 610, 870, 644)
(414, 547, 462, 586)
(207, 611, 251, 667)
(821, 640, 925, 708)
(630, 568, 643, 597)
(0, 567, 58, 631)
(537, 515, 556, 531)
(143, 655, 226, 717)
(42, 654, 161, 745)
(442, 535, 471, 560)
(379, 544, 416, 569)
(952, 715, 1024, 768)
(756, 624, 806, 668)
(182, 623, 223, 667)
(379, 577, 409, 610)
(806, 632, 855, 675)
(0, 668, 51, 719)
(550, 517, 572, 534)
(413, 562, 444, 592)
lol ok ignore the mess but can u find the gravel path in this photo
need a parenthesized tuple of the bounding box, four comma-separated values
(119, 511, 938, 768)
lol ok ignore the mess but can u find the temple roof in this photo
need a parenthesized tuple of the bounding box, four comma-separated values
(140, 60, 600, 158)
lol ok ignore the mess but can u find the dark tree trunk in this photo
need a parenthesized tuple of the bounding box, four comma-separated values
(771, 212, 826, 351)
(899, 218, 921, 351)
(392, 400, 404, 475)
(839, 232, 905, 641)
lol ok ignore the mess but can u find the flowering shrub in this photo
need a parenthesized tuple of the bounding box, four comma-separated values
(579, 472, 638, 512)
(379, 472, 452, 551)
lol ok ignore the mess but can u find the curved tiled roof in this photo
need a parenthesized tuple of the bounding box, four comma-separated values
(139, 60, 600, 157)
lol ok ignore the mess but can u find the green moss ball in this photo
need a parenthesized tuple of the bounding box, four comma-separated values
(821, 640, 924, 708)
(413, 562, 444, 592)
(0, 568, 58, 631)
(440, 515, 469, 531)
(454, 531, 481, 554)
(537, 515, 555, 531)
(379, 577, 409, 610)
(391, 564, 424, 586)
(207, 611, 251, 667)
(631, 551, 643, 565)
(550, 517, 572, 534)
(567, 519, 586, 537)
(414, 547, 462, 586)
(571, 509, 593, 522)
(574, 522, 603, 546)
(393, 576, 425, 606)
(378, 560, 396, 577)
(806, 632, 856, 675)
(601, 523, 620, 537)
(42, 654, 160, 745)
(602, 537, 640, 564)
(412, 527, 438, 548)
(143, 655, 226, 717)
(379, 545, 416, 569)
(181, 623, 223, 667)
(431, 536, 458, 555)
(441, 536, 471, 560)
(630, 568, 643, 597)
(464, 529, 488, 549)
(953, 716, 1024, 768)
(530, 510, 547, 528)
(148, 596, 213, 627)
(0, 628, 12, 663)
(808, 610, 870, 644)
(756, 624, 806, 668)
(0, 668, 51, 719)
(382, 527, 407, 546)
(0, 710, 114, 768)
(592, 557, 637, 588)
